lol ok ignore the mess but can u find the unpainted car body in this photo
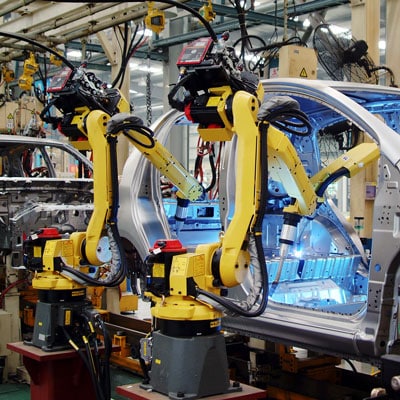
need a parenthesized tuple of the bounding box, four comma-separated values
(0, 134, 93, 266)
(118, 78, 400, 366)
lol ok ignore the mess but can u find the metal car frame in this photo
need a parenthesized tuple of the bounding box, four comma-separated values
(0, 134, 93, 266)
(118, 78, 400, 367)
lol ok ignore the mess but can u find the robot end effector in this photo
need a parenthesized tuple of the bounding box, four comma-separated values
(272, 133, 380, 283)
(259, 97, 380, 273)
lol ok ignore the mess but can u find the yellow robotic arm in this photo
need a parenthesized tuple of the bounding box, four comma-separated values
(311, 142, 380, 197)
(271, 139, 380, 285)
(31, 107, 203, 292)
(196, 87, 262, 289)
(107, 112, 203, 202)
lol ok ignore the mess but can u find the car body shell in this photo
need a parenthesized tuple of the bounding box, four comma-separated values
(0, 134, 93, 265)
(119, 78, 400, 365)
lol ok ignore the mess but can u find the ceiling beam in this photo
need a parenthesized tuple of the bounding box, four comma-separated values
(284, 0, 350, 16)
(0, 0, 352, 66)
(187, 0, 300, 29)
(66, 40, 168, 62)
(0, 0, 37, 18)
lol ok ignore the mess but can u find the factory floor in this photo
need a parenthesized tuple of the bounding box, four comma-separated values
(0, 365, 142, 400)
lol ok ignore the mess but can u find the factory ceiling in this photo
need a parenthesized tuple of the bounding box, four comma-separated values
(0, 0, 351, 64)
(0, 0, 355, 120)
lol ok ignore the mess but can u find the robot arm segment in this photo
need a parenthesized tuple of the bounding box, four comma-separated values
(216, 90, 262, 288)
(267, 125, 315, 285)
(311, 142, 380, 198)
(80, 110, 114, 266)
(107, 113, 204, 202)
(186, 89, 270, 317)
(271, 139, 380, 286)
(267, 124, 317, 216)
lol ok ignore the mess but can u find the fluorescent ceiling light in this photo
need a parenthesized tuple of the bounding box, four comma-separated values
(129, 62, 163, 75)
(66, 50, 82, 59)
(329, 25, 350, 36)
(137, 28, 153, 37)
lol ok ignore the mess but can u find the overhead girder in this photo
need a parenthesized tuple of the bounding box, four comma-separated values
(0, 0, 350, 66)
(281, 0, 350, 16)
(0, 1, 161, 63)
(0, 2, 148, 46)
(187, 0, 300, 28)
(0, 0, 37, 18)
(65, 40, 168, 62)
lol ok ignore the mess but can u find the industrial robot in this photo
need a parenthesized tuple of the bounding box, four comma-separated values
(1, 6, 379, 400)
(135, 32, 379, 399)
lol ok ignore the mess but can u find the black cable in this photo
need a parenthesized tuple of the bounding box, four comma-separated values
(76, 85, 113, 115)
(60, 175, 128, 287)
(370, 65, 397, 87)
(290, 0, 299, 38)
(81, 312, 101, 376)
(232, 0, 250, 68)
(168, 73, 193, 111)
(62, 326, 105, 400)
(83, 336, 106, 400)
(112, 22, 130, 89)
(92, 334, 101, 377)
(108, 135, 120, 221)
(112, 23, 143, 89)
(35, 54, 47, 104)
(252, 120, 270, 297)
(39, 97, 60, 126)
(233, 34, 267, 52)
(315, 166, 349, 198)
(0, 31, 74, 69)
(266, 108, 312, 137)
(95, 314, 112, 399)
(138, 353, 151, 384)
(205, 145, 217, 193)
(110, 25, 127, 88)
(122, 124, 156, 149)
(343, 358, 358, 373)
(61, 232, 126, 286)
(253, 36, 305, 55)
(127, 23, 143, 58)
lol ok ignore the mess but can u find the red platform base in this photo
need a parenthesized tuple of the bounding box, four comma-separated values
(7, 341, 119, 400)
(116, 382, 267, 400)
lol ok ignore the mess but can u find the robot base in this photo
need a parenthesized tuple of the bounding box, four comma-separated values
(142, 331, 242, 400)
(29, 298, 92, 351)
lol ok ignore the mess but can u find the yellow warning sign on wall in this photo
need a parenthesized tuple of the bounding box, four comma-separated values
(300, 68, 308, 78)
